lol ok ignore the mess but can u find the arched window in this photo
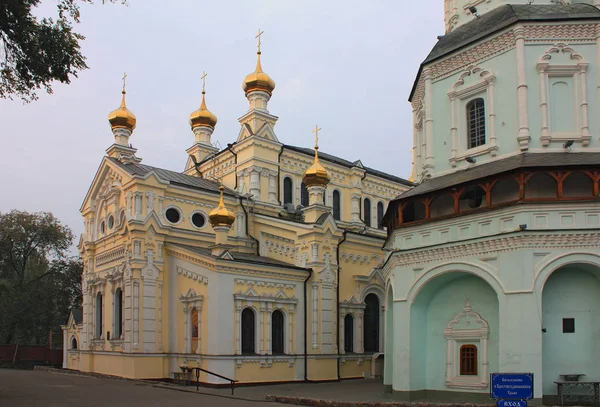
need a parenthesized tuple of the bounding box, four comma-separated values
(363, 294, 379, 352)
(71, 337, 78, 350)
(301, 182, 309, 207)
(460, 344, 478, 375)
(344, 314, 354, 353)
(191, 308, 199, 351)
(283, 177, 293, 205)
(114, 288, 123, 339)
(377, 202, 384, 229)
(272, 310, 285, 354)
(95, 292, 103, 339)
(333, 190, 341, 221)
(363, 198, 372, 227)
(241, 308, 256, 354)
(467, 98, 486, 149)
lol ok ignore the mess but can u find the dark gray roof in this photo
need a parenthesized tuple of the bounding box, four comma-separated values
(283, 145, 413, 186)
(108, 158, 237, 197)
(71, 308, 83, 324)
(394, 152, 600, 200)
(410, 4, 600, 101)
(172, 244, 309, 271)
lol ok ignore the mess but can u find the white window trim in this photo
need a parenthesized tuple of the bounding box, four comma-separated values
(339, 310, 362, 354)
(333, 189, 343, 221)
(448, 67, 498, 168)
(163, 205, 184, 226)
(180, 289, 203, 354)
(190, 210, 208, 230)
(269, 307, 291, 355)
(536, 43, 590, 147)
(112, 285, 124, 340)
(282, 176, 294, 206)
(444, 299, 489, 390)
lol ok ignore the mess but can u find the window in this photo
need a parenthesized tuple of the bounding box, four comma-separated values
(119, 210, 126, 227)
(71, 337, 78, 350)
(333, 190, 341, 221)
(191, 212, 205, 228)
(165, 207, 181, 224)
(283, 177, 293, 205)
(95, 293, 103, 339)
(563, 318, 575, 333)
(344, 314, 354, 353)
(114, 288, 123, 339)
(363, 198, 372, 227)
(460, 344, 478, 375)
(301, 182, 309, 207)
(272, 310, 285, 354)
(377, 202, 384, 229)
(100, 221, 106, 235)
(241, 308, 256, 354)
(363, 294, 379, 352)
(107, 215, 114, 229)
(191, 308, 199, 351)
(467, 98, 486, 149)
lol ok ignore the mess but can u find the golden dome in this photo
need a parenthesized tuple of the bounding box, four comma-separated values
(303, 146, 330, 187)
(209, 186, 235, 228)
(108, 90, 136, 131)
(242, 52, 276, 96)
(190, 91, 218, 129)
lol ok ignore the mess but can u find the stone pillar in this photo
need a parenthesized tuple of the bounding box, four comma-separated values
(62, 329, 68, 368)
(196, 304, 202, 354)
(288, 306, 294, 354)
(133, 280, 140, 350)
(259, 303, 265, 355)
(183, 306, 190, 353)
(514, 27, 530, 150)
(268, 172, 277, 204)
(266, 303, 272, 355)
(249, 169, 260, 199)
(312, 283, 319, 349)
(423, 68, 435, 171)
(351, 194, 361, 223)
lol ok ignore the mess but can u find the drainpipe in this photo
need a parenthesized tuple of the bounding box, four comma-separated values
(304, 268, 313, 381)
(239, 197, 260, 256)
(277, 147, 284, 205)
(336, 230, 348, 381)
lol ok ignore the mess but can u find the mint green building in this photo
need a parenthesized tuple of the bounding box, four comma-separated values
(382, 1, 600, 403)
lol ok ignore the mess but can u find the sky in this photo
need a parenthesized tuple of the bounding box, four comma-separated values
(0, 0, 443, 244)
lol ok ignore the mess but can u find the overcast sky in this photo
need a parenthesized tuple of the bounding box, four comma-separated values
(0, 0, 443, 244)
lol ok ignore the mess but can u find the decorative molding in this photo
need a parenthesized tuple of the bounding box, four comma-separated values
(176, 266, 209, 285)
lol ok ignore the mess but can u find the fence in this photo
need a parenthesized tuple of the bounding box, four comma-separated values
(0, 345, 62, 367)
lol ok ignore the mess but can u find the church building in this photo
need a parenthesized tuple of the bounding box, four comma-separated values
(382, 0, 600, 403)
(61, 33, 411, 384)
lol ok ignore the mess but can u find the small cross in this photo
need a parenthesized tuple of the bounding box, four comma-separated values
(312, 125, 321, 148)
(256, 29, 264, 53)
(122, 72, 127, 92)
(201, 71, 208, 93)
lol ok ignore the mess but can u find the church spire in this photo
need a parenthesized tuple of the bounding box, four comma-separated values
(242, 29, 276, 112)
(186, 71, 219, 171)
(106, 73, 141, 163)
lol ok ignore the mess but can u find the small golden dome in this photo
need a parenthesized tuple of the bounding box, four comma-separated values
(303, 146, 330, 187)
(242, 52, 276, 96)
(190, 91, 218, 129)
(108, 90, 136, 131)
(209, 186, 235, 228)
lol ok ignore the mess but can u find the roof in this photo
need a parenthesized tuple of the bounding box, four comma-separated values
(71, 308, 83, 324)
(171, 244, 309, 271)
(283, 145, 413, 186)
(393, 152, 600, 201)
(108, 157, 238, 197)
(410, 3, 600, 101)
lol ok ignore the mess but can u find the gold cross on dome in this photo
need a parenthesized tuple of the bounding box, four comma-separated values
(256, 29, 264, 53)
(122, 72, 127, 92)
(201, 71, 208, 93)
(312, 125, 321, 148)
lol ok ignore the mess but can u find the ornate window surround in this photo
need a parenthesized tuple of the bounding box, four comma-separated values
(180, 288, 203, 354)
(536, 43, 590, 147)
(448, 67, 498, 168)
(444, 299, 489, 389)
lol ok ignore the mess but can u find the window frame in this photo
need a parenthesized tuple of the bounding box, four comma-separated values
(271, 309, 285, 355)
(333, 189, 342, 221)
(95, 292, 103, 339)
(301, 182, 309, 207)
(363, 198, 372, 228)
(459, 344, 478, 375)
(114, 287, 123, 339)
(344, 313, 354, 353)
(466, 98, 486, 150)
(376, 201, 384, 229)
(241, 308, 257, 355)
(283, 177, 294, 206)
(363, 293, 379, 352)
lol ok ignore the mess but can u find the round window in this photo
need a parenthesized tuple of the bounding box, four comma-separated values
(191, 213, 206, 228)
(100, 221, 106, 234)
(107, 215, 114, 229)
(165, 208, 181, 224)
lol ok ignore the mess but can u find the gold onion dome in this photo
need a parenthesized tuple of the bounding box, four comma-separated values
(242, 52, 276, 96)
(108, 90, 137, 131)
(209, 186, 235, 228)
(190, 91, 218, 129)
(303, 146, 330, 187)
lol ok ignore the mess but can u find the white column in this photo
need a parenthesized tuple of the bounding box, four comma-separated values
(183, 307, 190, 353)
(445, 337, 453, 382)
(235, 302, 242, 355)
(449, 97, 457, 165)
(379, 305, 385, 352)
(267, 304, 272, 355)
(158, 282, 163, 351)
(579, 64, 590, 145)
(259, 304, 265, 355)
(481, 336, 489, 380)
(288, 307, 294, 354)
(133, 281, 139, 350)
(538, 65, 550, 145)
(249, 169, 260, 199)
(62, 329, 68, 369)
(196, 304, 202, 354)
(268, 173, 277, 204)
(339, 311, 345, 355)
(515, 27, 530, 150)
(357, 310, 364, 353)
(424, 68, 435, 170)
(351, 194, 361, 223)
(312, 283, 319, 349)
(487, 77, 497, 154)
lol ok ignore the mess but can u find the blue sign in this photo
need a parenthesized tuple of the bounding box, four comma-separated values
(491, 373, 534, 400)
(498, 400, 528, 407)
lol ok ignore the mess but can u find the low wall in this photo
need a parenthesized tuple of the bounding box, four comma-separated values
(0, 345, 62, 366)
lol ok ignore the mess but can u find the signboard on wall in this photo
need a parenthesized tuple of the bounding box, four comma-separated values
(497, 400, 528, 407)
(490, 373, 534, 400)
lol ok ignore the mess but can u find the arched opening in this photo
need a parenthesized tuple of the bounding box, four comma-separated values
(430, 192, 455, 218)
(542, 263, 600, 398)
(191, 308, 199, 352)
(272, 310, 285, 354)
(301, 182, 309, 207)
(333, 190, 341, 221)
(563, 172, 594, 198)
(363, 198, 372, 227)
(525, 173, 557, 199)
(344, 314, 354, 353)
(364, 293, 380, 352)
(402, 200, 426, 223)
(71, 336, 78, 350)
(490, 177, 520, 206)
(377, 202, 385, 229)
(459, 185, 487, 211)
(283, 177, 293, 205)
(466, 98, 486, 149)
(95, 292, 103, 339)
(114, 288, 123, 339)
(241, 308, 256, 354)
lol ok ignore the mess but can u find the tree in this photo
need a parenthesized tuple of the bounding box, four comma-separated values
(0, 210, 80, 346)
(0, 0, 126, 102)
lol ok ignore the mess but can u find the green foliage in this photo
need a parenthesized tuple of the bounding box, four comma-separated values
(0, 210, 81, 347)
(0, 0, 126, 102)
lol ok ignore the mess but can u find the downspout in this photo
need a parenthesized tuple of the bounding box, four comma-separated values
(239, 197, 260, 256)
(277, 147, 284, 205)
(304, 268, 313, 382)
(336, 230, 348, 381)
